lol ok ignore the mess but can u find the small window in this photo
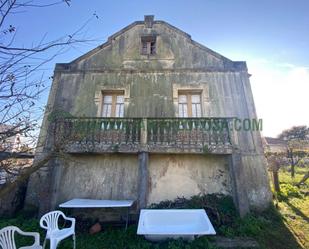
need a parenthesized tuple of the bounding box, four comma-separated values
(178, 92, 202, 118)
(141, 36, 156, 55)
(101, 91, 124, 117)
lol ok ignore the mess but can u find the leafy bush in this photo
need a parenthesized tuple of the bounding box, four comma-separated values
(148, 194, 238, 229)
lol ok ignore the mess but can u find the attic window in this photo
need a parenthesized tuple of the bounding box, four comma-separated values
(141, 36, 156, 55)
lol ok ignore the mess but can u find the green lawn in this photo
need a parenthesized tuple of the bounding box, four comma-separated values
(1, 167, 308, 249)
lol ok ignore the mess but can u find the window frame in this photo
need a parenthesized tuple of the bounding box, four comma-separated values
(101, 90, 125, 118)
(178, 91, 202, 118)
(141, 35, 156, 55)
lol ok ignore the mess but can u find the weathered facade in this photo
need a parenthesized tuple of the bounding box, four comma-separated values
(26, 16, 271, 217)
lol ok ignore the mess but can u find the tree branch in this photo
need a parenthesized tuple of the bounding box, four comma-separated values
(0, 151, 54, 198)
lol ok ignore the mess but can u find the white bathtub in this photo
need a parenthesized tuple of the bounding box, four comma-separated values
(137, 209, 216, 242)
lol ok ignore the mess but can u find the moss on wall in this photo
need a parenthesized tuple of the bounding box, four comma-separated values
(25, 18, 271, 212)
(57, 154, 138, 203)
(148, 154, 231, 205)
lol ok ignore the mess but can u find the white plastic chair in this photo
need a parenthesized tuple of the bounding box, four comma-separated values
(0, 225, 42, 249)
(39, 211, 75, 249)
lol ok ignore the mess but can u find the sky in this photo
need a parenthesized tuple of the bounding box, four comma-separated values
(7, 0, 309, 137)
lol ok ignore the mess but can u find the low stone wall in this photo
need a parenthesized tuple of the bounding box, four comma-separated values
(0, 180, 28, 217)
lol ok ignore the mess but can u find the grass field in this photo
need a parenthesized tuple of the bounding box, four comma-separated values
(273, 167, 309, 248)
(0, 167, 308, 249)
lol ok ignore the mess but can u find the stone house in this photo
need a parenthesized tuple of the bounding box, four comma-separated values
(263, 137, 288, 154)
(26, 16, 271, 217)
(0, 124, 22, 153)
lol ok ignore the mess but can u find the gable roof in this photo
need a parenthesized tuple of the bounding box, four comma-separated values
(69, 16, 235, 65)
(264, 137, 287, 146)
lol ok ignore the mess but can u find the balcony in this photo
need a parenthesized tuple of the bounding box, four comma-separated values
(54, 117, 234, 154)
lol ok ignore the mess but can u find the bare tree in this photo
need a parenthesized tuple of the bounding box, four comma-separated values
(265, 152, 287, 193)
(278, 126, 309, 178)
(0, 0, 97, 199)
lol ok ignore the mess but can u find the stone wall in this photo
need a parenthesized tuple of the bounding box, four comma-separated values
(148, 154, 231, 205)
(0, 180, 28, 217)
(52, 153, 231, 208)
(56, 154, 138, 204)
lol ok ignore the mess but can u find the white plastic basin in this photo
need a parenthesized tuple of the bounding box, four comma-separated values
(137, 209, 216, 241)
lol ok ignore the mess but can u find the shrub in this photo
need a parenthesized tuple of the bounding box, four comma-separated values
(148, 194, 238, 229)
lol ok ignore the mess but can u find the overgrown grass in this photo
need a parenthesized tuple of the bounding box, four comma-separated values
(272, 167, 309, 248)
(1, 168, 308, 249)
(150, 194, 306, 249)
(280, 167, 309, 188)
(0, 214, 218, 249)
